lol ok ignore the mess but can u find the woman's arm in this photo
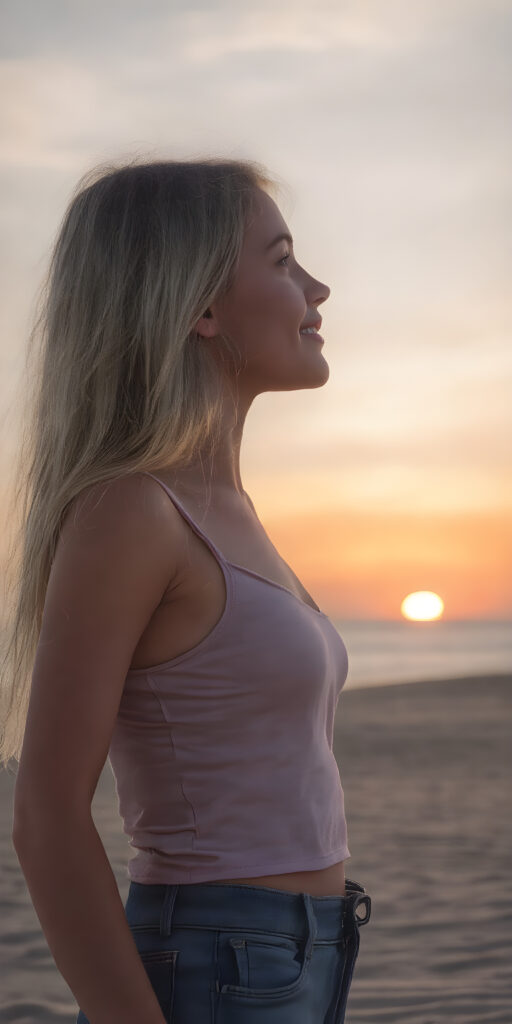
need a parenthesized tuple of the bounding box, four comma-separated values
(11, 473, 182, 1023)
(13, 812, 167, 1024)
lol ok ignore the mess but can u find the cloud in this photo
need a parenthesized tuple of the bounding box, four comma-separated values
(0, 0, 510, 535)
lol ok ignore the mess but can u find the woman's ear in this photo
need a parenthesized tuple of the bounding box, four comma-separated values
(194, 309, 218, 339)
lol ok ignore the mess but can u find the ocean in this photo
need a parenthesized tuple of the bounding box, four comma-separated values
(333, 617, 512, 690)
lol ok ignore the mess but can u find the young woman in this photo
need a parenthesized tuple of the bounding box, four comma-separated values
(3, 157, 371, 1023)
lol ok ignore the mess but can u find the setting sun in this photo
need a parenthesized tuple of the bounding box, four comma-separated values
(401, 591, 444, 621)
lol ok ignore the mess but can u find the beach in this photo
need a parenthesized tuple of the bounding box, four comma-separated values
(1, 672, 510, 1023)
(336, 673, 512, 1023)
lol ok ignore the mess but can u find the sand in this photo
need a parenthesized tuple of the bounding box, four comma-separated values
(336, 673, 512, 1023)
(1, 672, 510, 1023)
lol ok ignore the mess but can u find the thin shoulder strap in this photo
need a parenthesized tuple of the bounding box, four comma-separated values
(143, 472, 227, 565)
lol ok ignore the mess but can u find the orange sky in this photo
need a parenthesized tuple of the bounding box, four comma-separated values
(1, 1, 510, 622)
(264, 506, 512, 621)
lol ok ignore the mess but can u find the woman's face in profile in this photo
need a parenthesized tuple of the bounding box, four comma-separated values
(209, 187, 331, 395)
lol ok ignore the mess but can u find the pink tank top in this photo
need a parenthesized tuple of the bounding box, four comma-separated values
(108, 473, 351, 884)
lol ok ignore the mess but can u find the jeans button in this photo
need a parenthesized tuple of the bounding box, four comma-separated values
(352, 893, 371, 925)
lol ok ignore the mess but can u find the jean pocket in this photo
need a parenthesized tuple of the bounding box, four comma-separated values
(138, 948, 179, 1024)
(216, 930, 310, 1000)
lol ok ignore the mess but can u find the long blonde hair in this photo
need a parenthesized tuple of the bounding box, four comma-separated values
(0, 155, 283, 773)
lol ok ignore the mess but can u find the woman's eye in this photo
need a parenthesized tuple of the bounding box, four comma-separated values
(278, 251, 291, 266)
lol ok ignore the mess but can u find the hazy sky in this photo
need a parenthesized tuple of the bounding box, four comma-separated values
(1, 0, 510, 619)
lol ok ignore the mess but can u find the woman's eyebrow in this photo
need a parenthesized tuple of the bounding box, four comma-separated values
(265, 232, 294, 251)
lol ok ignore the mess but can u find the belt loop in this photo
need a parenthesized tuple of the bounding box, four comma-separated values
(345, 877, 366, 894)
(160, 884, 179, 937)
(301, 891, 317, 961)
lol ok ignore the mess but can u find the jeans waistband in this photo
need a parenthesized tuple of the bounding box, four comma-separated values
(125, 877, 372, 944)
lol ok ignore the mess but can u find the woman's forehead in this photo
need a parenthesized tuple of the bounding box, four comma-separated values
(244, 189, 290, 250)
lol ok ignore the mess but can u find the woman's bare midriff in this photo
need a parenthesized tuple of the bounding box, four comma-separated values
(205, 859, 347, 898)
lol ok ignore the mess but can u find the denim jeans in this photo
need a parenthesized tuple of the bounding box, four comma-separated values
(76, 876, 371, 1023)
